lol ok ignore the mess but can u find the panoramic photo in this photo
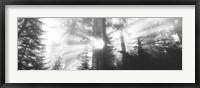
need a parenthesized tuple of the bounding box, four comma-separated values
(18, 17, 182, 70)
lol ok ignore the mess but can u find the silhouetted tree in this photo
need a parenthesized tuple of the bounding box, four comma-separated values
(18, 18, 47, 70)
(52, 57, 63, 70)
(78, 52, 91, 70)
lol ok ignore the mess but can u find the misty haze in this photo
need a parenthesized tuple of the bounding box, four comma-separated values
(18, 18, 182, 70)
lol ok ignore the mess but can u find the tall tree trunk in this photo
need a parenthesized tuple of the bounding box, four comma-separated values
(92, 18, 104, 70)
(174, 18, 182, 44)
(92, 19, 97, 70)
(120, 29, 127, 69)
(177, 33, 182, 43)
(120, 29, 126, 52)
(102, 18, 108, 69)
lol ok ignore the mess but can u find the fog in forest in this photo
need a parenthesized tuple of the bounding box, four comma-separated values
(18, 18, 182, 70)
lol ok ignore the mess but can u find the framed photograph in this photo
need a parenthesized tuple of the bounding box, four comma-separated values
(1, 0, 200, 87)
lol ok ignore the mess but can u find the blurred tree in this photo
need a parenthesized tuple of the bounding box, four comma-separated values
(52, 57, 63, 70)
(18, 18, 47, 70)
(78, 51, 91, 70)
(153, 31, 182, 69)
(111, 18, 128, 68)
(63, 18, 111, 70)
(63, 18, 102, 69)
(113, 18, 127, 52)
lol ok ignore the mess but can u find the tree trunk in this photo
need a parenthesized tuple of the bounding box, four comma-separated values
(120, 29, 127, 69)
(92, 18, 105, 70)
(177, 31, 182, 43)
(120, 29, 126, 52)
(102, 18, 108, 69)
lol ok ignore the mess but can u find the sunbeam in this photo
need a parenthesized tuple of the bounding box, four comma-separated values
(32, 17, 182, 70)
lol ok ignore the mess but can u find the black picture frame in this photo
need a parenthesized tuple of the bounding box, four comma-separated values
(0, 0, 200, 88)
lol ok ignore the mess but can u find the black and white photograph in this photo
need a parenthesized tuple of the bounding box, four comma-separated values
(18, 17, 182, 70)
